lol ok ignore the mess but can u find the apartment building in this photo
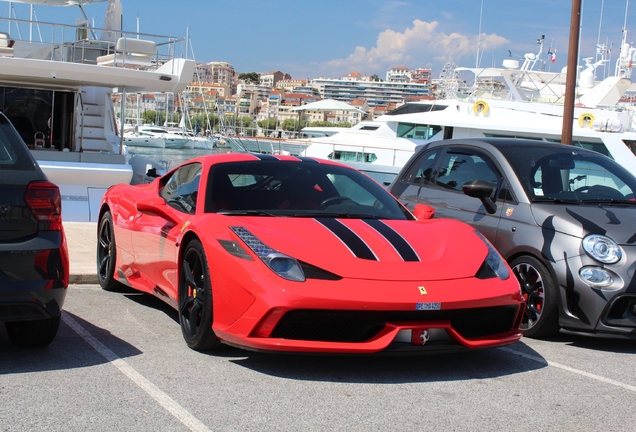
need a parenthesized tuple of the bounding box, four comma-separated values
(260, 70, 291, 87)
(311, 75, 430, 107)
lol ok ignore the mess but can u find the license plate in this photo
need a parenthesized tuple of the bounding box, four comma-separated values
(416, 302, 441, 311)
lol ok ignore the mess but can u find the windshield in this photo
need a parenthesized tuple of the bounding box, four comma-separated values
(205, 160, 413, 220)
(500, 146, 636, 203)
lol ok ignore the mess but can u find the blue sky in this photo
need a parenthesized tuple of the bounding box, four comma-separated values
(2, 0, 632, 79)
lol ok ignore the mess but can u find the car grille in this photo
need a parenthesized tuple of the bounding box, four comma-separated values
(603, 295, 636, 328)
(565, 289, 581, 318)
(270, 306, 519, 342)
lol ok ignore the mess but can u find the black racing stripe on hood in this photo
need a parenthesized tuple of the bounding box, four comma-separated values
(296, 157, 319, 163)
(363, 219, 419, 262)
(316, 218, 377, 260)
(252, 154, 278, 160)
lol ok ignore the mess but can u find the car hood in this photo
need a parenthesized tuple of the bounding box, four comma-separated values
(530, 204, 636, 245)
(222, 216, 490, 281)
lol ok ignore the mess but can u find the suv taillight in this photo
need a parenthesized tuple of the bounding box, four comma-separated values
(24, 180, 62, 231)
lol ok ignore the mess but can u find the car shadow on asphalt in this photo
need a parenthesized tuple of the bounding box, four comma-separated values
(110, 292, 551, 383)
(122, 291, 179, 323)
(538, 332, 636, 354)
(0, 311, 142, 375)
(221, 342, 547, 384)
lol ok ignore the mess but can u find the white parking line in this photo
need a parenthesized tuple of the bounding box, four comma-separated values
(62, 313, 211, 432)
(500, 346, 636, 393)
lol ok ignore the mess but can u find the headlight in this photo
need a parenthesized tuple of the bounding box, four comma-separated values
(227, 226, 305, 282)
(582, 234, 622, 264)
(474, 230, 509, 280)
(579, 266, 613, 288)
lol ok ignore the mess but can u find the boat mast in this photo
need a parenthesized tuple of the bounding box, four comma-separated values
(475, 0, 483, 68)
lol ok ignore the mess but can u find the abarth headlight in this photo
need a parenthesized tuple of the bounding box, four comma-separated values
(474, 230, 510, 280)
(226, 226, 305, 282)
(582, 234, 622, 264)
(579, 266, 613, 288)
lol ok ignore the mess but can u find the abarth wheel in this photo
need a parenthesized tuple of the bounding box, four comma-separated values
(511, 255, 560, 338)
(5, 316, 61, 348)
(179, 239, 221, 351)
(97, 211, 124, 291)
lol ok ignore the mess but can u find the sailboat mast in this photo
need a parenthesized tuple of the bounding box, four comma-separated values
(475, 0, 483, 68)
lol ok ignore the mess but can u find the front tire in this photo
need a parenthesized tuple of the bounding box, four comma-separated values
(97, 211, 125, 291)
(511, 255, 560, 338)
(5, 316, 61, 348)
(179, 239, 221, 351)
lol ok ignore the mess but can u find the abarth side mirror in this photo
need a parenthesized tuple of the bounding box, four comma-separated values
(462, 180, 497, 214)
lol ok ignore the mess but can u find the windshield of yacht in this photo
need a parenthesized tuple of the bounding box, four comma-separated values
(205, 160, 413, 219)
(500, 145, 636, 203)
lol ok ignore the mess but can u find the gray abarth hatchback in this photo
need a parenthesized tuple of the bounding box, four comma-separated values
(389, 138, 636, 339)
(0, 112, 68, 347)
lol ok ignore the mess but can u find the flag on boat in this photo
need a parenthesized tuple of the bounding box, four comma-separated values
(548, 48, 556, 63)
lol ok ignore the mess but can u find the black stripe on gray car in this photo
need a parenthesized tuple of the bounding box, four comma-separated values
(316, 218, 377, 260)
(363, 219, 420, 262)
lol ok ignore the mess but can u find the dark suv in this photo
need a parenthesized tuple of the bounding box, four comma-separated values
(0, 112, 68, 347)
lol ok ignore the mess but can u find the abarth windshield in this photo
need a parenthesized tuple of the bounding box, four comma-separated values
(499, 146, 636, 204)
(205, 160, 413, 219)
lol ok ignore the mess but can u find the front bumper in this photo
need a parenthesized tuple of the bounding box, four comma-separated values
(554, 249, 636, 338)
(211, 273, 524, 353)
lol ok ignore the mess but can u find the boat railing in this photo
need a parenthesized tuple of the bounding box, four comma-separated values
(223, 134, 412, 167)
(0, 16, 185, 69)
(296, 140, 413, 167)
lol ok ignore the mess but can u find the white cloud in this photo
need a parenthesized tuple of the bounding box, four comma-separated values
(322, 19, 508, 76)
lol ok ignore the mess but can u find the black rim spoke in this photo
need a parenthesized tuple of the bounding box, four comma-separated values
(514, 263, 545, 330)
(180, 247, 207, 339)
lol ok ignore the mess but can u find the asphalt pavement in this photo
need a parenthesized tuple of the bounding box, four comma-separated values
(4, 224, 634, 431)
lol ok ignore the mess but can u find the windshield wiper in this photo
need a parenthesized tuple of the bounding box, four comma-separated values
(318, 213, 383, 219)
(584, 199, 636, 206)
(217, 210, 278, 216)
(532, 197, 581, 205)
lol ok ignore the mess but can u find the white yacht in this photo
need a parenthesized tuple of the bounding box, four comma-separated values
(0, 0, 195, 221)
(135, 125, 191, 149)
(297, 44, 636, 184)
(123, 129, 165, 148)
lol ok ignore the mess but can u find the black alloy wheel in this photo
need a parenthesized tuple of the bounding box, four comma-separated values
(178, 239, 221, 351)
(511, 255, 560, 338)
(97, 211, 124, 291)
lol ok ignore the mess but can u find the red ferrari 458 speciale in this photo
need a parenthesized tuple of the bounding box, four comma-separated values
(97, 153, 524, 353)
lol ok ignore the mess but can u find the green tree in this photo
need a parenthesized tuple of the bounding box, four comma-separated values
(281, 119, 308, 132)
(238, 72, 260, 84)
(258, 118, 278, 131)
(371, 74, 382, 82)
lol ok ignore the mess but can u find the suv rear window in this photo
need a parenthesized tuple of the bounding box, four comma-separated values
(0, 114, 40, 176)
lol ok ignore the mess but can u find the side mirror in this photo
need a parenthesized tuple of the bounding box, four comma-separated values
(413, 203, 435, 220)
(462, 180, 497, 214)
(136, 197, 180, 223)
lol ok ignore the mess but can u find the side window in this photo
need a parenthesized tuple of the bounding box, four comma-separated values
(434, 151, 500, 196)
(402, 149, 440, 185)
(160, 162, 202, 214)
